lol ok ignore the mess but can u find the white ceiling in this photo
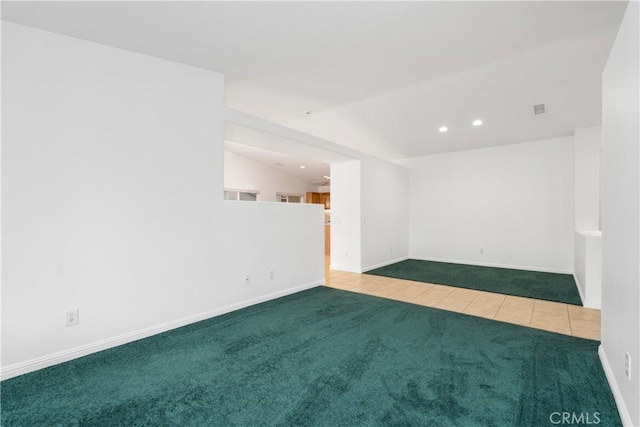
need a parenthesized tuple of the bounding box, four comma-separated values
(2, 1, 628, 160)
(225, 140, 331, 186)
(224, 122, 355, 185)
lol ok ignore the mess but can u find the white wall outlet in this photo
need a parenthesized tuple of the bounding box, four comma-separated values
(625, 352, 631, 380)
(480, 248, 484, 254)
(269, 270, 275, 280)
(65, 309, 79, 327)
(244, 274, 251, 285)
(390, 247, 394, 255)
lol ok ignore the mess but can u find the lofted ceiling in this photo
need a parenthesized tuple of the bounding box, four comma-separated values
(225, 141, 331, 186)
(224, 122, 354, 185)
(2, 1, 628, 160)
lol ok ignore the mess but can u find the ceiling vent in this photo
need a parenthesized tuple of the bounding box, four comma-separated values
(533, 104, 545, 115)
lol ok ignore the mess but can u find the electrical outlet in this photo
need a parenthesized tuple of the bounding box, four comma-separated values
(625, 352, 631, 380)
(244, 274, 251, 285)
(65, 309, 79, 327)
(390, 247, 394, 255)
(480, 248, 484, 255)
(269, 270, 275, 280)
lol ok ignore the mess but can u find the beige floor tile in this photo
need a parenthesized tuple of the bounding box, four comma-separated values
(360, 276, 387, 285)
(412, 285, 455, 307)
(473, 290, 506, 303)
(532, 301, 569, 327)
(463, 291, 504, 318)
(337, 282, 370, 292)
(532, 318, 570, 334)
(569, 317, 601, 338)
(534, 300, 569, 314)
(531, 301, 571, 335)
(494, 305, 533, 326)
(501, 295, 536, 310)
(366, 287, 404, 298)
(324, 268, 601, 339)
(532, 310, 569, 323)
(568, 306, 601, 322)
(530, 320, 572, 336)
(463, 306, 499, 320)
(395, 278, 426, 288)
(465, 292, 505, 311)
(352, 282, 385, 292)
(436, 289, 479, 312)
(571, 326, 601, 341)
(387, 285, 430, 303)
(328, 278, 363, 288)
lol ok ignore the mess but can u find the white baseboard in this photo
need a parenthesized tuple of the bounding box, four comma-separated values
(1, 279, 324, 381)
(574, 273, 586, 304)
(572, 275, 601, 309)
(599, 345, 633, 426)
(410, 255, 573, 275)
(329, 264, 362, 274)
(361, 256, 409, 273)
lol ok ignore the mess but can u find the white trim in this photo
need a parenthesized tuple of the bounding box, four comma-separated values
(573, 272, 602, 309)
(410, 255, 573, 275)
(329, 264, 361, 274)
(361, 256, 410, 273)
(574, 273, 586, 304)
(0, 279, 324, 381)
(599, 345, 633, 426)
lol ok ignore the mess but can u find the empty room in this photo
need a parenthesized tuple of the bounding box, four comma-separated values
(1, 1, 639, 426)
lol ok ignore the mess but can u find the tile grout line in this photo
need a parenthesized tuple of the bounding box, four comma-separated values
(326, 265, 600, 338)
(460, 292, 482, 315)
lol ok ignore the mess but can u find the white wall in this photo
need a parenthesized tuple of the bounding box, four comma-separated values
(361, 158, 410, 271)
(1, 22, 324, 378)
(329, 157, 410, 273)
(573, 126, 602, 308)
(330, 161, 361, 272)
(224, 150, 317, 202)
(600, 2, 640, 425)
(406, 137, 575, 273)
(224, 109, 412, 275)
(574, 230, 602, 309)
(574, 126, 601, 231)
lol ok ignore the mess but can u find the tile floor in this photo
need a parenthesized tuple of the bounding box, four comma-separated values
(324, 258, 601, 340)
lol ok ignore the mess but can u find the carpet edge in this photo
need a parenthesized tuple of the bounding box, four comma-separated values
(411, 255, 573, 275)
(0, 279, 325, 381)
(361, 256, 410, 273)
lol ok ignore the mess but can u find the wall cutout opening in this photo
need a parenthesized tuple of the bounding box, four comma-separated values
(223, 120, 357, 267)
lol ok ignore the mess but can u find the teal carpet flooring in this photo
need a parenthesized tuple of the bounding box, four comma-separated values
(1, 287, 618, 426)
(366, 259, 582, 305)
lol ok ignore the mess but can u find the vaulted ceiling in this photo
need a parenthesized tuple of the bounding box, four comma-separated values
(2, 1, 628, 160)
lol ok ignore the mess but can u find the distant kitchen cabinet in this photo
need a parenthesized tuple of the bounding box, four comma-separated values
(325, 225, 330, 255)
(306, 192, 330, 209)
(321, 193, 330, 210)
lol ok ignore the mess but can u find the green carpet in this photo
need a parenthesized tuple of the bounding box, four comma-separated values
(1, 287, 618, 426)
(366, 259, 583, 305)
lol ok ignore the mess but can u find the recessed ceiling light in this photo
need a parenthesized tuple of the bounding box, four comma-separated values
(438, 126, 448, 133)
(300, 165, 306, 169)
(472, 119, 483, 126)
